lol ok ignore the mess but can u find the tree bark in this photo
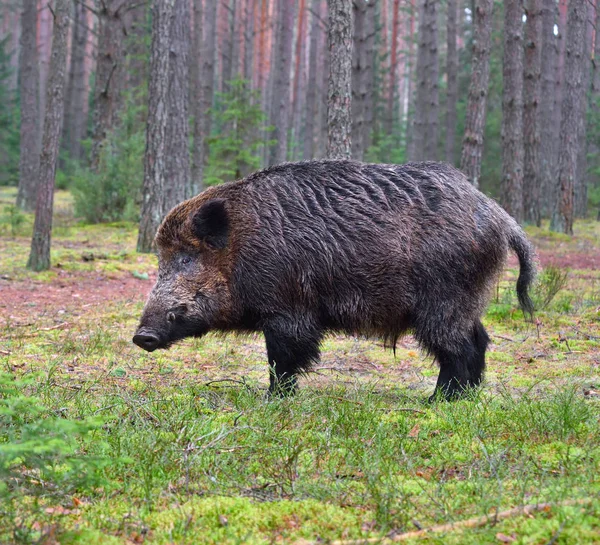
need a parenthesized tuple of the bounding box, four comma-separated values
(588, 0, 600, 220)
(459, 0, 493, 187)
(326, 0, 353, 159)
(351, 0, 375, 161)
(539, 0, 558, 218)
(292, 0, 307, 159)
(164, 0, 191, 209)
(17, 0, 40, 212)
(501, 0, 525, 223)
(551, 0, 588, 234)
(523, 0, 542, 225)
(137, 0, 174, 253)
(445, 0, 458, 164)
(191, 0, 218, 195)
(268, 0, 295, 165)
(90, 0, 128, 170)
(243, 0, 255, 82)
(27, 0, 69, 271)
(385, 0, 400, 136)
(303, 0, 321, 159)
(574, 3, 595, 218)
(62, 0, 88, 163)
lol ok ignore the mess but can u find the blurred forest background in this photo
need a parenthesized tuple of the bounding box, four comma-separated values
(0, 0, 599, 262)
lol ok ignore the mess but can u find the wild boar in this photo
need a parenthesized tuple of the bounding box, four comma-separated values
(133, 160, 535, 400)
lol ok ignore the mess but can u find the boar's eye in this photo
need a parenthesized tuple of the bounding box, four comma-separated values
(181, 256, 191, 265)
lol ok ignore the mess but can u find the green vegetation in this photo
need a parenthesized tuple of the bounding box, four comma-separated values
(1, 193, 599, 543)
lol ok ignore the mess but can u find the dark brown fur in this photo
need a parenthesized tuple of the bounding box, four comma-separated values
(133, 160, 536, 400)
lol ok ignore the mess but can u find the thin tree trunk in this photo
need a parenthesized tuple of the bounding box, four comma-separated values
(17, 0, 40, 212)
(137, 0, 175, 253)
(551, 0, 588, 234)
(164, 0, 191, 209)
(326, 0, 353, 159)
(268, 0, 295, 165)
(424, 0, 439, 159)
(459, 0, 493, 187)
(303, 0, 321, 159)
(352, 0, 375, 160)
(243, 0, 255, 82)
(445, 0, 458, 164)
(191, 0, 203, 115)
(292, 0, 307, 159)
(385, 0, 399, 136)
(191, 0, 218, 194)
(523, 0, 542, 225)
(63, 0, 88, 162)
(588, 0, 600, 220)
(539, 0, 558, 218)
(27, 0, 70, 271)
(90, 1, 128, 170)
(574, 3, 594, 218)
(501, 0, 525, 223)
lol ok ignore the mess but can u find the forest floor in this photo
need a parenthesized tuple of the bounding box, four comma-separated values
(1, 187, 600, 544)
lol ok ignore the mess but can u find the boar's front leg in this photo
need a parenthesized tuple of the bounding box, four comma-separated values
(263, 316, 322, 396)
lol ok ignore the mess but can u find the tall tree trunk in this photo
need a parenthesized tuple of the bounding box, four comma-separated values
(326, 0, 353, 159)
(190, 0, 202, 114)
(501, 0, 525, 223)
(62, 0, 88, 163)
(268, 0, 295, 165)
(191, 0, 218, 194)
(445, 0, 458, 164)
(27, 0, 69, 271)
(574, 3, 595, 217)
(405, 0, 417, 160)
(243, 0, 255, 82)
(351, 0, 375, 161)
(523, 0, 542, 225)
(90, 1, 128, 170)
(292, 0, 307, 159)
(164, 0, 191, 209)
(17, 0, 40, 212)
(37, 1, 54, 125)
(539, 0, 558, 218)
(137, 0, 174, 253)
(459, 0, 493, 187)
(412, 0, 439, 160)
(551, 0, 588, 234)
(588, 0, 600, 220)
(303, 0, 321, 159)
(385, 0, 399, 136)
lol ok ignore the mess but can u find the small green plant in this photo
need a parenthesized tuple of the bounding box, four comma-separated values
(0, 204, 27, 236)
(532, 265, 570, 311)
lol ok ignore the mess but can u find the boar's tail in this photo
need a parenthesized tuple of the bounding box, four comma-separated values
(507, 226, 536, 319)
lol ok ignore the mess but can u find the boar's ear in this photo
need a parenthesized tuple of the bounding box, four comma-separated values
(191, 198, 229, 249)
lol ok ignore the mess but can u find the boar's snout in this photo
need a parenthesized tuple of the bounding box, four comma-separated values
(132, 329, 161, 352)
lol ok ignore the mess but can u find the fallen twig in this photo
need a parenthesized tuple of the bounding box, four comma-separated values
(39, 322, 71, 331)
(325, 498, 593, 545)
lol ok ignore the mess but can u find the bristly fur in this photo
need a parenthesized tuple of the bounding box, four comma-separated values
(140, 160, 537, 400)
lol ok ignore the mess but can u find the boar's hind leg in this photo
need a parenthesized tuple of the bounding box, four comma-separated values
(429, 320, 489, 402)
(263, 317, 322, 397)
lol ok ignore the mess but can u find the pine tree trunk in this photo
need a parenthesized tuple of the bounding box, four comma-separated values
(523, 0, 542, 225)
(268, 0, 295, 165)
(352, 0, 375, 161)
(501, 0, 525, 223)
(385, 0, 399, 136)
(539, 0, 558, 218)
(17, 0, 40, 212)
(191, 0, 218, 194)
(63, 0, 88, 163)
(27, 0, 69, 271)
(326, 0, 353, 159)
(445, 0, 458, 164)
(588, 0, 600, 220)
(191, 0, 202, 114)
(303, 0, 321, 159)
(164, 0, 191, 208)
(459, 0, 493, 187)
(574, 4, 594, 218)
(551, 0, 588, 234)
(90, 1, 127, 170)
(243, 0, 255, 82)
(292, 0, 307, 159)
(137, 0, 174, 253)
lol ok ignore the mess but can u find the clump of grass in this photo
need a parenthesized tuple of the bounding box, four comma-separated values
(532, 265, 570, 311)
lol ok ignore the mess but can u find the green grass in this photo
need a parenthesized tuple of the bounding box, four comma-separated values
(1, 191, 600, 543)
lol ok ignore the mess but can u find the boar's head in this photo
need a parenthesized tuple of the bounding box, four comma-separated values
(133, 198, 234, 352)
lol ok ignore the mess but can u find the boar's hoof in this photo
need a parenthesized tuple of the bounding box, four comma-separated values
(132, 331, 160, 352)
(428, 382, 479, 403)
(268, 375, 298, 398)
